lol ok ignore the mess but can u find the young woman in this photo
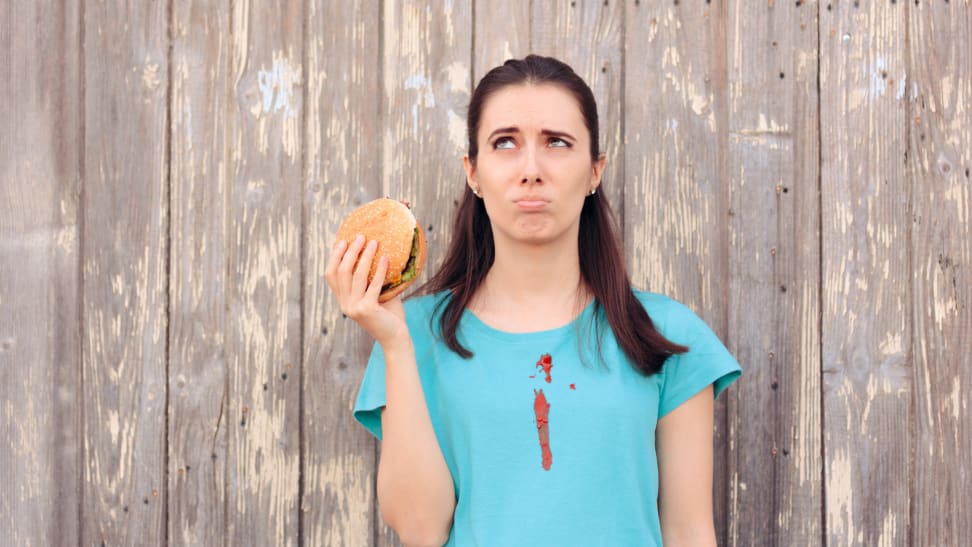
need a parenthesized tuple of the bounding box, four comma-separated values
(326, 55, 741, 547)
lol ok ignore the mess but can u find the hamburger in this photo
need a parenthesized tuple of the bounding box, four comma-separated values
(335, 198, 428, 302)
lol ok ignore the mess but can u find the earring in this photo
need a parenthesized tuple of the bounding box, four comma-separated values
(589, 188, 597, 196)
(472, 187, 481, 197)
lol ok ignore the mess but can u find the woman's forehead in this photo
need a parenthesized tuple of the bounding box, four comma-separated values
(479, 83, 586, 133)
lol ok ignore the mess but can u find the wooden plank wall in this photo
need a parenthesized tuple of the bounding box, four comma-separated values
(1, 1, 969, 546)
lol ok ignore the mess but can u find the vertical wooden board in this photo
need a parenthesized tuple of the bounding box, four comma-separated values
(380, 3, 473, 543)
(81, 1, 170, 544)
(623, 1, 732, 541)
(382, 0, 473, 286)
(725, 1, 821, 544)
(820, 2, 911, 545)
(908, 2, 972, 545)
(0, 2, 81, 544)
(226, 0, 303, 544)
(623, 2, 727, 314)
(167, 1, 230, 545)
(302, 1, 381, 545)
(532, 0, 624, 223)
(473, 0, 530, 82)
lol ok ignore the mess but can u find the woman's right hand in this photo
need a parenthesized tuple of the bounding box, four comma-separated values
(325, 234, 408, 346)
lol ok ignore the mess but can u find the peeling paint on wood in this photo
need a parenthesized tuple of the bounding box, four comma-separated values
(822, 3, 912, 546)
(3, 2, 971, 546)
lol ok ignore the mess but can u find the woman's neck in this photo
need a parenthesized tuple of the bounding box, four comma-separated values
(469, 240, 591, 331)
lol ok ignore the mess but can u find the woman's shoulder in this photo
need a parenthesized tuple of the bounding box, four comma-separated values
(630, 289, 713, 343)
(401, 290, 452, 326)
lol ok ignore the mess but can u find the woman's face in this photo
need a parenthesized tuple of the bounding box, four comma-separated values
(463, 83, 604, 248)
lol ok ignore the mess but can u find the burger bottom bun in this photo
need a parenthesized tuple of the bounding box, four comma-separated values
(377, 220, 427, 303)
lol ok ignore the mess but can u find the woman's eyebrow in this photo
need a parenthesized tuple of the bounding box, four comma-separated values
(486, 126, 519, 141)
(541, 129, 576, 141)
(485, 127, 577, 142)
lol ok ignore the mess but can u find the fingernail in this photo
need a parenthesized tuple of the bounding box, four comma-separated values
(367, 240, 378, 250)
(354, 234, 365, 243)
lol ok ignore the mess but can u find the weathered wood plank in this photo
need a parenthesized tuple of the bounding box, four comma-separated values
(820, 2, 911, 545)
(81, 1, 170, 543)
(532, 0, 624, 223)
(167, 1, 230, 544)
(725, 1, 822, 545)
(379, 1, 473, 544)
(623, 2, 727, 311)
(473, 0, 530, 82)
(908, 2, 972, 545)
(623, 2, 734, 542)
(225, 0, 303, 544)
(0, 2, 81, 545)
(302, 1, 381, 546)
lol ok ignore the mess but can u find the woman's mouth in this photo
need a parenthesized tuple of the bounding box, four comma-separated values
(515, 198, 548, 210)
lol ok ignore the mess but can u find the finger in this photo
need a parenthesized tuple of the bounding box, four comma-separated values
(336, 234, 366, 295)
(351, 239, 378, 297)
(366, 254, 390, 301)
(324, 239, 349, 284)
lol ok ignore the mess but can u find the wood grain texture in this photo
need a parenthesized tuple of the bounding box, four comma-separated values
(81, 0, 170, 543)
(0, 2, 81, 545)
(725, 1, 821, 545)
(5, 2, 972, 545)
(225, 0, 303, 544)
(623, 1, 727, 312)
(820, 2, 911, 545)
(379, 1, 473, 544)
(623, 2, 734, 542)
(302, 1, 381, 546)
(533, 0, 624, 224)
(908, 2, 972, 545)
(473, 0, 530, 83)
(167, 1, 230, 545)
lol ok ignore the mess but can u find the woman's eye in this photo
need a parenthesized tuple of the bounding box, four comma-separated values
(493, 137, 515, 149)
(549, 137, 570, 148)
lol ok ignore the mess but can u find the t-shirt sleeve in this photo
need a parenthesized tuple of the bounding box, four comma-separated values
(352, 341, 386, 440)
(657, 303, 742, 418)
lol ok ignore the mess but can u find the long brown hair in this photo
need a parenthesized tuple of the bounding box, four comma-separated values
(419, 54, 687, 376)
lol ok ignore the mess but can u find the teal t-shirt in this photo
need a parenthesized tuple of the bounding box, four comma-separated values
(353, 290, 741, 546)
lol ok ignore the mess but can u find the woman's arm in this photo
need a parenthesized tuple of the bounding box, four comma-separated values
(326, 236, 455, 546)
(656, 385, 717, 547)
(376, 336, 456, 547)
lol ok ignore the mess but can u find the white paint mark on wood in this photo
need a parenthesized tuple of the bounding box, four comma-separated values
(143, 61, 162, 91)
(445, 61, 468, 93)
(878, 508, 897, 547)
(947, 377, 962, 421)
(256, 57, 299, 118)
(447, 109, 465, 151)
(879, 332, 902, 357)
(828, 441, 855, 547)
(404, 73, 436, 107)
(867, 58, 888, 97)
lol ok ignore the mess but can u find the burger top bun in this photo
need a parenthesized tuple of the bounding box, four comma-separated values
(334, 198, 426, 301)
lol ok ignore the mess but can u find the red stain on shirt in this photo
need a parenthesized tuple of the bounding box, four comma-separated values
(533, 388, 552, 470)
(569, 383, 576, 390)
(536, 353, 553, 383)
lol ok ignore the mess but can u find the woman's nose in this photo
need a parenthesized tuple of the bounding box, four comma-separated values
(521, 146, 542, 184)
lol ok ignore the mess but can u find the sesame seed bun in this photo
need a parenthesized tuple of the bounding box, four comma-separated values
(335, 198, 427, 302)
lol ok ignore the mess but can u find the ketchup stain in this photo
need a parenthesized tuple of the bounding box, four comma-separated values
(569, 383, 576, 390)
(536, 353, 553, 383)
(533, 388, 552, 470)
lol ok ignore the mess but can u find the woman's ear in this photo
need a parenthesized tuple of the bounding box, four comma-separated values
(590, 153, 607, 191)
(463, 155, 477, 189)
